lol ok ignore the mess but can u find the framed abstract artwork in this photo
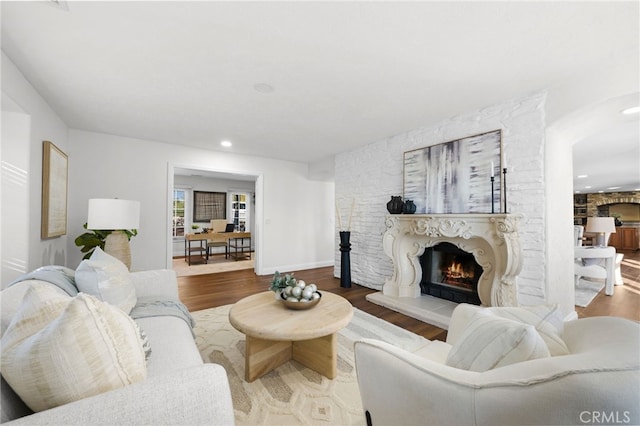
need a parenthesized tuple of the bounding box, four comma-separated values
(403, 130, 503, 214)
(41, 140, 68, 238)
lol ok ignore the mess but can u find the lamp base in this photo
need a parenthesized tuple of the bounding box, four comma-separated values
(594, 233, 607, 247)
(104, 231, 132, 270)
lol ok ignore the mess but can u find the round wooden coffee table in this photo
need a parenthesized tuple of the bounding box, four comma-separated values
(229, 291, 353, 382)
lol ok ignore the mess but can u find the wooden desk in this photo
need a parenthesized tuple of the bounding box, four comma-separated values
(184, 232, 251, 265)
(184, 233, 207, 265)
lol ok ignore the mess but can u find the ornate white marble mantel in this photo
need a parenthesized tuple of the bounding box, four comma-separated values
(382, 213, 524, 307)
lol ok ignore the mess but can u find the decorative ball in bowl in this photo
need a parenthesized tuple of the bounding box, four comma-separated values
(280, 290, 321, 310)
(270, 272, 322, 310)
(278, 279, 321, 310)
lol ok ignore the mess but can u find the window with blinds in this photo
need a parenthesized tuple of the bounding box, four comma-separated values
(193, 191, 226, 222)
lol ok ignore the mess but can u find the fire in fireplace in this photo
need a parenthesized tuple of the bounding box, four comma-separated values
(420, 242, 482, 305)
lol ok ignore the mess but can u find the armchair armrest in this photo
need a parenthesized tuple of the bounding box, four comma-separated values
(354, 338, 477, 426)
(130, 269, 180, 300)
(574, 246, 616, 260)
(4, 364, 234, 426)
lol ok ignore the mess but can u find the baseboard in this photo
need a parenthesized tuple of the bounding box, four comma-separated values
(259, 260, 334, 276)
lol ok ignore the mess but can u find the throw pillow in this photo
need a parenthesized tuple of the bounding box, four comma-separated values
(75, 247, 137, 313)
(136, 323, 152, 361)
(487, 305, 569, 356)
(1, 288, 147, 412)
(1, 283, 71, 347)
(445, 311, 551, 372)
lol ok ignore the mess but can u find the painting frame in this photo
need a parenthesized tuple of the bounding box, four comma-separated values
(193, 190, 227, 222)
(41, 140, 68, 238)
(403, 130, 503, 214)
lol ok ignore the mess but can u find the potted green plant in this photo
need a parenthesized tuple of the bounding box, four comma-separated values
(74, 223, 138, 260)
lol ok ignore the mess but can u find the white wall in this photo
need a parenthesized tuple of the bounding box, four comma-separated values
(335, 93, 552, 307)
(67, 130, 335, 274)
(1, 52, 69, 281)
(543, 53, 638, 317)
(1, 111, 31, 285)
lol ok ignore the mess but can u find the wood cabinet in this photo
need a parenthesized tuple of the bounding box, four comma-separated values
(608, 227, 640, 251)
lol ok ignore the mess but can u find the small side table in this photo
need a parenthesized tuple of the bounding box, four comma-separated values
(229, 291, 353, 382)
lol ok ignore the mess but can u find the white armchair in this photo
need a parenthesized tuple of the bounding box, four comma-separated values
(574, 228, 624, 295)
(574, 225, 585, 246)
(354, 304, 640, 426)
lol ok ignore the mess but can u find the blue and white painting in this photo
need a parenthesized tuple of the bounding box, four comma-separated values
(403, 130, 502, 214)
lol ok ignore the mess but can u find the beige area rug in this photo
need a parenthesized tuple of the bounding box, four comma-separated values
(575, 278, 605, 307)
(192, 304, 431, 426)
(172, 256, 254, 277)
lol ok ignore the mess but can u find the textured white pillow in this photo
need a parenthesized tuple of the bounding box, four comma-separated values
(1, 282, 71, 344)
(487, 305, 569, 356)
(446, 311, 551, 372)
(76, 247, 137, 313)
(1, 285, 147, 412)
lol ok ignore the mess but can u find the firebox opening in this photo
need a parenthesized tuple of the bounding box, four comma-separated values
(420, 242, 482, 305)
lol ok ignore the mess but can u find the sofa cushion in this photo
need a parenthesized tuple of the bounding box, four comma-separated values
(445, 311, 550, 372)
(487, 304, 570, 356)
(0, 283, 147, 412)
(75, 247, 137, 313)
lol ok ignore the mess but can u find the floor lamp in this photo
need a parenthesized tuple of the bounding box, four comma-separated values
(87, 199, 140, 270)
(585, 216, 616, 247)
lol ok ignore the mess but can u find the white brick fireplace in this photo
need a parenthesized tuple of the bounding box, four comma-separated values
(335, 92, 569, 322)
(367, 213, 524, 328)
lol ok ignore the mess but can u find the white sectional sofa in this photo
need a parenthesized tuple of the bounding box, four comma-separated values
(1, 265, 234, 425)
(355, 303, 640, 426)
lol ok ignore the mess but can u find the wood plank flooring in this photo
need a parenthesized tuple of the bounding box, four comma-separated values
(575, 249, 640, 321)
(177, 249, 640, 343)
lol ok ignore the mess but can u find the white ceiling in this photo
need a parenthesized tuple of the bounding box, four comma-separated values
(1, 1, 638, 189)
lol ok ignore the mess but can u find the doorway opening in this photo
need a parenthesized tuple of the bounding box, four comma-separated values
(168, 165, 261, 277)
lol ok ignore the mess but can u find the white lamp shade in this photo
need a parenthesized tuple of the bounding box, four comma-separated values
(585, 217, 616, 234)
(87, 199, 140, 230)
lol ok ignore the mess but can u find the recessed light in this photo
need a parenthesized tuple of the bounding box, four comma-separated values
(622, 106, 640, 115)
(253, 83, 274, 93)
(575, 190, 582, 193)
(598, 191, 604, 193)
(577, 175, 588, 179)
(607, 186, 621, 190)
(221, 140, 232, 148)
(585, 186, 592, 189)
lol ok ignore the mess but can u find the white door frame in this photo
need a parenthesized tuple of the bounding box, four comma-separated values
(166, 162, 263, 274)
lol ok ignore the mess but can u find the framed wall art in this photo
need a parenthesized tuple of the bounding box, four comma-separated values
(403, 130, 502, 214)
(193, 191, 227, 222)
(41, 140, 68, 238)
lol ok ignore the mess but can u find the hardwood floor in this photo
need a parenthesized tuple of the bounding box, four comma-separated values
(177, 249, 640, 343)
(575, 249, 640, 321)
